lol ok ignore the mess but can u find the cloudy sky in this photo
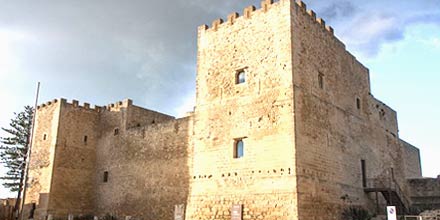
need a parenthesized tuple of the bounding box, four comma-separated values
(0, 0, 439, 197)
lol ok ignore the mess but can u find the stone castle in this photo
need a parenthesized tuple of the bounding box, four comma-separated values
(23, 0, 439, 219)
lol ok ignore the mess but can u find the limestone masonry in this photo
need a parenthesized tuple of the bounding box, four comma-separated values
(23, 0, 438, 219)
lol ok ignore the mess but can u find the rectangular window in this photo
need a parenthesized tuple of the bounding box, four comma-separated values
(84, 135, 88, 144)
(361, 160, 367, 187)
(235, 68, 246, 84)
(114, 128, 119, 136)
(233, 139, 244, 159)
(356, 98, 361, 110)
(103, 171, 109, 182)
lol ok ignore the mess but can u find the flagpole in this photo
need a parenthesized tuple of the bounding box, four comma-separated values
(19, 82, 40, 220)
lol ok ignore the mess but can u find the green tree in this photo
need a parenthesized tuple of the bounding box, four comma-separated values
(0, 106, 33, 200)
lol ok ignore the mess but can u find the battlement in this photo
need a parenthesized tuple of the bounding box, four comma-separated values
(103, 99, 133, 112)
(36, 98, 133, 113)
(199, 0, 335, 37)
(196, 0, 376, 76)
(36, 99, 60, 110)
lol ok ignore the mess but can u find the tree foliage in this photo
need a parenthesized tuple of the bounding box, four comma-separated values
(0, 106, 33, 192)
(341, 206, 373, 220)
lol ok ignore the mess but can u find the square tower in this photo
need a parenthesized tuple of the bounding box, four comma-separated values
(188, 0, 298, 219)
(189, 0, 416, 219)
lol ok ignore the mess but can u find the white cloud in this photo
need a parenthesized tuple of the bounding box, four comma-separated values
(429, 38, 440, 48)
(174, 93, 195, 118)
(0, 0, 439, 193)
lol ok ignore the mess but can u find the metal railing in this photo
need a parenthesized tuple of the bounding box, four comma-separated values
(365, 174, 411, 211)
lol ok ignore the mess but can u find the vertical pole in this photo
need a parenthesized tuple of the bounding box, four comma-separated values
(19, 82, 40, 220)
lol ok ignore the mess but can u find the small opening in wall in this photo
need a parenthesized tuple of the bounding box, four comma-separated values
(114, 128, 119, 136)
(30, 203, 36, 219)
(151, 120, 155, 124)
(43, 134, 47, 140)
(233, 139, 244, 159)
(136, 123, 141, 127)
(103, 171, 109, 182)
(318, 72, 324, 89)
(361, 160, 367, 188)
(356, 98, 361, 110)
(236, 69, 246, 84)
(84, 136, 88, 144)
(391, 167, 395, 180)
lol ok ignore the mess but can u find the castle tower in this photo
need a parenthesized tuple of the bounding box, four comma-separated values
(24, 99, 100, 219)
(22, 0, 424, 219)
(188, 0, 299, 219)
(188, 0, 419, 219)
(25, 98, 189, 220)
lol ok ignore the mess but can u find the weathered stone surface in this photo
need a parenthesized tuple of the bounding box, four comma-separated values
(0, 198, 16, 220)
(23, 1, 430, 220)
(402, 140, 423, 179)
(408, 177, 440, 210)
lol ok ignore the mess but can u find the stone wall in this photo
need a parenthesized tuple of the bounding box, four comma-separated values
(188, 1, 298, 219)
(408, 177, 440, 210)
(25, 99, 184, 220)
(0, 198, 17, 220)
(402, 140, 422, 179)
(94, 108, 191, 220)
(47, 99, 100, 217)
(25, 99, 61, 220)
(23, 1, 427, 220)
(290, 1, 408, 218)
(420, 209, 440, 220)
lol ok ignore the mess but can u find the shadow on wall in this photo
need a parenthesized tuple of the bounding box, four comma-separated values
(0, 198, 17, 220)
(22, 99, 192, 220)
(94, 112, 193, 220)
(22, 193, 49, 220)
(408, 177, 440, 212)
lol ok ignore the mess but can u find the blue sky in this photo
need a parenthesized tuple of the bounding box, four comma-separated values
(365, 23, 440, 179)
(0, 0, 439, 198)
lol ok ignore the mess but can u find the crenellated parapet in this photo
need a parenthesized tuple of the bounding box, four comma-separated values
(104, 99, 133, 112)
(292, 1, 335, 36)
(199, 0, 335, 37)
(36, 98, 133, 113)
(197, 0, 369, 72)
(36, 99, 60, 110)
(62, 98, 103, 112)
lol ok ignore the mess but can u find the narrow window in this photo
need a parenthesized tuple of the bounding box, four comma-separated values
(43, 134, 47, 140)
(318, 72, 324, 89)
(236, 69, 246, 84)
(103, 171, 109, 182)
(114, 128, 119, 136)
(361, 160, 367, 187)
(234, 139, 244, 159)
(356, 98, 361, 110)
(83, 136, 88, 144)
